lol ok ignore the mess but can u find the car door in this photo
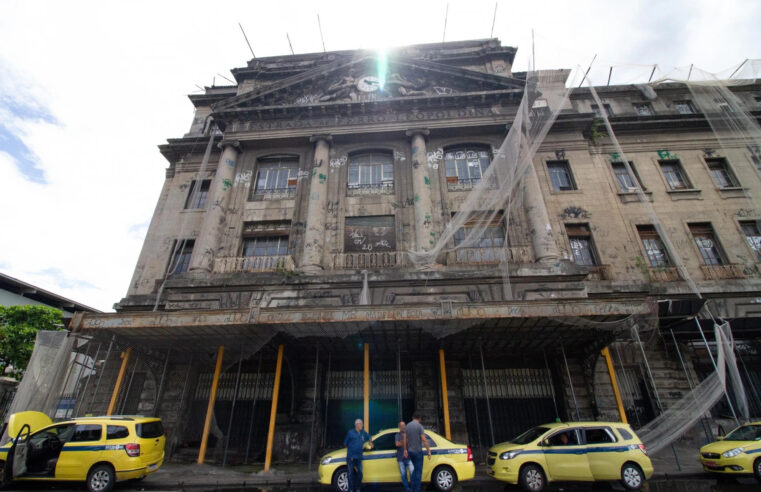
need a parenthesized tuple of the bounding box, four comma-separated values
(56, 424, 103, 480)
(362, 431, 398, 483)
(542, 428, 593, 481)
(584, 426, 623, 480)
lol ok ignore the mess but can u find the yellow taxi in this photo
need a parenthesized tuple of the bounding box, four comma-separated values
(0, 411, 165, 492)
(318, 428, 474, 491)
(487, 422, 653, 491)
(699, 421, 761, 481)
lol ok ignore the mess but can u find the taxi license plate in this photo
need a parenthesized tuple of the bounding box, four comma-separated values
(148, 464, 158, 471)
(705, 461, 717, 467)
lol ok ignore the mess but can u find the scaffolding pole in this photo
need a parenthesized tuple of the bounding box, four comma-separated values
(308, 346, 319, 470)
(244, 352, 263, 464)
(198, 346, 224, 465)
(106, 347, 132, 416)
(87, 336, 114, 415)
(264, 345, 284, 471)
(153, 349, 171, 417)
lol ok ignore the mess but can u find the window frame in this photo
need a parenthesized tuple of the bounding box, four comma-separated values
(546, 160, 577, 192)
(673, 100, 696, 115)
(611, 161, 645, 192)
(704, 157, 740, 189)
(452, 212, 507, 263)
(739, 220, 761, 262)
(633, 103, 654, 116)
(688, 223, 727, 266)
(582, 427, 618, 444)
(444, 145, 493, 191)
(249, 156, 300, 201)
(637, 225, 671, 268)
(241, 235, 290, 258)
(658, 159, 693, 191)
(565, 223, 600, 266)
(346, 151, 394, 194)
(168, 239, 194, 276)
(184, 179, 211, 209)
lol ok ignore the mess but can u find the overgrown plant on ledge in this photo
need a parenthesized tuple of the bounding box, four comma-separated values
(588, 118, 608, 146)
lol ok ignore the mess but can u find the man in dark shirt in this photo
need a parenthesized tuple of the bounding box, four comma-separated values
(395, 421, 413, 491)
(343, 418, 372, 492)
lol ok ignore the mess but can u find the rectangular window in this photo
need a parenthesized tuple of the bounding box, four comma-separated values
(71, 424, 102, 442)
(659, 160, 691, 190)
(706, 157, 739, 188)
(184, 179, 211, 209)
(106, 426, 130, 440)
(637, 225, 670, 267)
(591, 103, 614, 117)
(674, 100, 696, 114)
(689, 223, 725, 265)
(444, 147, 492, 190)
(344, 216, 396, 252)
(585, 428, 616, 444)
(612, 162, 643, 192)
(168, 240, 194, 276)
(242, 236, 289, 257)
(136, 421, 165, 439)
(633, 103, 653, 116)
(453, 213, 506, 263)
(566, 224, 598, 266)
(250, 158, 299, 200)
(348, 152, 394, 194)
(740, 221, 761, 261)
(546, 160, 576, 191)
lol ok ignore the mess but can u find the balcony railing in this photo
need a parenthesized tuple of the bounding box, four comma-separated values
(446, 176, 497, 192)
(249, 187, 297, 201)
(586, 264, 612, 280)
(333, 251, 407, 269)
(700, 263, 746, 280)
(647, 266, 681, 282)
(347, 182, 394, 196)
(213, 255, 295, 273)
(450, 246, 533, 265)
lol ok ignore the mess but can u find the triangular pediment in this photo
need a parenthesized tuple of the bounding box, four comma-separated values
(213, 55, 524, 113)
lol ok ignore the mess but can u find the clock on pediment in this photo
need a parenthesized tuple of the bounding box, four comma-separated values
(357, 75, 381, 92)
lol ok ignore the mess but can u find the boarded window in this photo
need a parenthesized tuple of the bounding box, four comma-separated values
(344, 216, 395, 252)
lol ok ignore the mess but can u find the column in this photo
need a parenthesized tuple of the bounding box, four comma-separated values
(601, 347, 628, 423)
(189, 140, 241, 272)
(106, 347, 131, 416)
(300, 135, 332, 273)
(406, 129, 436, 254)
(264, 344, 285, 471)
(523, 161, 561, 263)
(439, 349, 451, 440)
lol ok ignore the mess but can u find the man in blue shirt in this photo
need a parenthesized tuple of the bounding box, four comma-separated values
(344, 418, 372, 492)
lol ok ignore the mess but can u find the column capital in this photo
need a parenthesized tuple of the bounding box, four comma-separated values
(217, 139, 241, 151)
(309, 134, 333, 144)
(405, 128, 430, 139)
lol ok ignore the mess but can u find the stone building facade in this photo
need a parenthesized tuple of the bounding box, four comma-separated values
(69, 39, 761, 465)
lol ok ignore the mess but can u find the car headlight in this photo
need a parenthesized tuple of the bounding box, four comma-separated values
(722, 447, 745, 458)
(320, 456, 333, 465)
(500, 449, 523, 460)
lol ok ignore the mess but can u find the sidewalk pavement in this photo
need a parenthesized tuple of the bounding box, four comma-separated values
(139, 444, 708, 490)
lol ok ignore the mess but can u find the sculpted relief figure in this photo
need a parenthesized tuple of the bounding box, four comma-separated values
(319, 70, 359, 102)
(385, 72, 429, 97)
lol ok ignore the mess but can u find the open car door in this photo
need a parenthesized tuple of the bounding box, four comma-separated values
(7, 423, 31, 480)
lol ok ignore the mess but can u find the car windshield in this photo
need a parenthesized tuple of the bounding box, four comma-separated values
(510, 426, 551, 445)
(724, 424, 761, 441)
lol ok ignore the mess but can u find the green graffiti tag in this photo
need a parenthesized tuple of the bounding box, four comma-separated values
(318, 173, 327, 184)
(657, 150, 677, 160)
(223, 179, 232, 190)
(609, 152, 620, 161)
(414, 194, 420, 203)
(424, 176, 430, 186)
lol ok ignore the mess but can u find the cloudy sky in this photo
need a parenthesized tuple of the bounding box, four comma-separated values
(1, 0, 760, 312)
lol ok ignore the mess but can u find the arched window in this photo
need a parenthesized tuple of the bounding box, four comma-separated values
(444, 145, 492, 191)
(347, 151, 394, 195)
(249, 156, 299, 200)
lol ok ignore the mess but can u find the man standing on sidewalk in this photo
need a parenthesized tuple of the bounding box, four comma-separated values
(344, 418, 372, 492)
(395, 421, 414, 491)
(403, 414, 431, 492)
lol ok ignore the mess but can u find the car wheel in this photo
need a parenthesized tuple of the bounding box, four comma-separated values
(332, 466, 349, 492)
(87, 463, 115, 492)
(754, 458, 761, 483)
(621, 462, 644, 490)
(433, 465, 457, 491)
(519, 464, 545, 492)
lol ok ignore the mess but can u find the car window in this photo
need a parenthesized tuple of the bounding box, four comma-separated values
(70, 424, 102, 442)
(584, 427, 616, 444)
(511, 426, 551, 445)
(107, 425, 130, 440)
(424, 434, 437, 448)
(724, 424, 761, 441)
(30, 424, 75, 445)
(617, 427, 633, 440)
(136, 421, 164, 439)
(371, 433, 396, 451)
(547, 429, 579, 446)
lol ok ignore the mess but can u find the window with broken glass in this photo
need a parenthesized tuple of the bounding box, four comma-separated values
(637, 225, 670, 267)
(689, 223, 725, 265)
(659, 160, 691, 190)
(706, 157, 739, 188)
(184, 179, 211, 209)
(740, 221, 761, 261)
(633, 103, 653, 116)
(347, 152, 393, 195)
(566, 224, 598, 266)
(249, 157, 299, 200)
(444, 147, 492, 191)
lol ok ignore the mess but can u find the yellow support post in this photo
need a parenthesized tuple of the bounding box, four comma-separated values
(439, 349, 451, 440)
(106, 347, 132, 416)
(198, 346, 224, 464)
(364, 343, 370, 433)
(601, 347, 628, 423)
(264, 344, 284, 471)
